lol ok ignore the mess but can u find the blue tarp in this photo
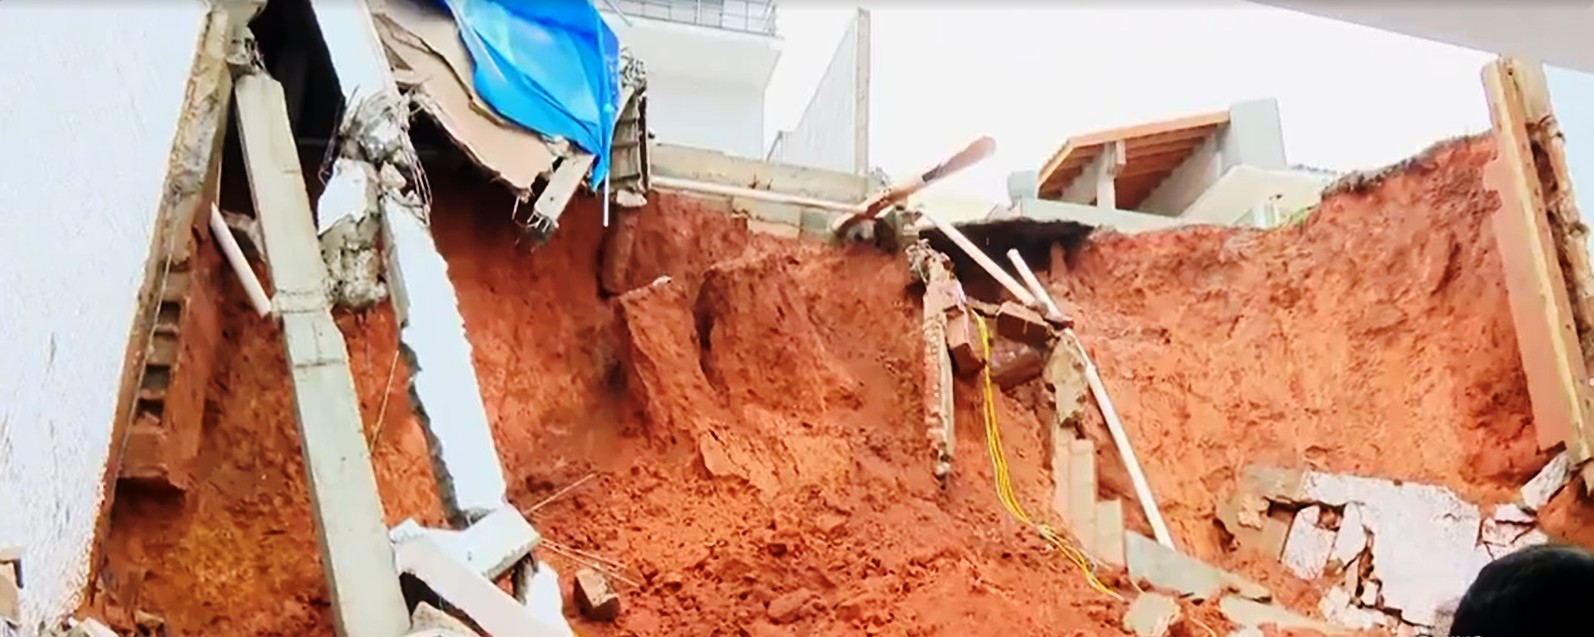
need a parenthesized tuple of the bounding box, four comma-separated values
(438, 0, 621, 187)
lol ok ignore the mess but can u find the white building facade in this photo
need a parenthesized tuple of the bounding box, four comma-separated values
(602, 0, 782, 159)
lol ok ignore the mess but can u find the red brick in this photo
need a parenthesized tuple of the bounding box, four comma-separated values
(945, 311, 984, 375)
(989, 340, 1046, 388)
(996, 302, 1053, 347)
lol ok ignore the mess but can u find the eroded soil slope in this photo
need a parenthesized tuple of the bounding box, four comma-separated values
(98, 134, 1576, 637)
(1044, 136, 1564, 585)
(99, 173, 1136, 636)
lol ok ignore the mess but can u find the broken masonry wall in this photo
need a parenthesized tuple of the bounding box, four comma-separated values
(0, 4, 216, 635)
(1043, 134, 1557, 603)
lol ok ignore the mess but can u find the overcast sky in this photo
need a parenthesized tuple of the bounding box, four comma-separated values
(762, 3, 1496, 202)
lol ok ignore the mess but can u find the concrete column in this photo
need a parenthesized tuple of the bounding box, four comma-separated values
(234, 73, 409, 637)
(1220, 98, 1287, 173)
(309, 0, 510, 523)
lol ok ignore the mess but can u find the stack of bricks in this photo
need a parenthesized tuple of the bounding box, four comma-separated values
(119, 197, 226, 493)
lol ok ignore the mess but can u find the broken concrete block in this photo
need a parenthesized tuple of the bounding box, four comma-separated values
(64, 619, 119, 637)
(1318, 585, 1388, 631)
(1215, 492, 1289, 559)
(1096, 499, 1126, 566)
(1281, 506, 1335, 580)
(1125, 532, 1269, 601)
(1327, 504, 1368, 570)
(1123, 592, 1181, 637)
(989, 340, 1046, 388)
(946, 311, 983, 374)
(1219, 596, 1340, 634)
(1068, 439, 1098, 555)
(1517, 450, 1572, 512)
(409, 602, 475, 637)
(388, 508, 541, 581)
(573, 568, 620, 622)
(995, 301, 1052, 347)
(394, 535, 574, 637)
(1052, 428, 1074, 525)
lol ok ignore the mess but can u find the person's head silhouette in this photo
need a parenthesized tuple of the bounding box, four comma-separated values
(1449, 543, 1594, 636)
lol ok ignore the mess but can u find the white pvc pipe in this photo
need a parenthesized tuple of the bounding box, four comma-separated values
(1005, 248, 1063, 320)
(919, 210, 1036, 307)
(210, 205, 272, 317)
(651, 175, 864, 213)
(1063, 327, 1175, 550)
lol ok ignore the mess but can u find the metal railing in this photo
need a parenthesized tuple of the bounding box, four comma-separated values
(609, 0, 778, 36)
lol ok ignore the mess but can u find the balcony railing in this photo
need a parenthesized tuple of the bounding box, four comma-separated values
(609, 0, 778, 36)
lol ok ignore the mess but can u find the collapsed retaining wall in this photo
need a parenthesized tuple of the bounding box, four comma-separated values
(95, 133, 1586, 636)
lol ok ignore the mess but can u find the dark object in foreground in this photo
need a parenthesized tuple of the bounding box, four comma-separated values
(1449, 543, 1594, 636)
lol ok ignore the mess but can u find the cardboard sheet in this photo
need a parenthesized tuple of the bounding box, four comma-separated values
(372, 0, 557, 193)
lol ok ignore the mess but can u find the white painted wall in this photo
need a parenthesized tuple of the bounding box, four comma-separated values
(645, 73, 767, 158)
(0, 3, 209, 634)
(766, 9, 870, 174)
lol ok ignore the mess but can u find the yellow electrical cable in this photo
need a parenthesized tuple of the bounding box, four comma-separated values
(973, 314, 1122, 601)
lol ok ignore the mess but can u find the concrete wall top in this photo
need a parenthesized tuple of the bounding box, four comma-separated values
(0, 4, 211, 634)
(652, 142, 874, 202)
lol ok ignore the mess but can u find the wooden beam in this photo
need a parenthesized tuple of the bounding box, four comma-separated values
(234, 72, 409, 637)
(1036, 110, 1229, 194)
(1482, 58, 1594, 475)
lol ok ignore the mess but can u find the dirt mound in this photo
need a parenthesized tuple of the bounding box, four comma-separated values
(96, 133, 1574, 636)
(1044, 135, 1555, 583)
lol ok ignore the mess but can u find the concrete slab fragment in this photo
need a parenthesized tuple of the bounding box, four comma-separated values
(1215, 492, 1289, 559)
(1123, 592, 1180, 637)
(1068, 438, 1097, 554)
(1281, 506, 1335, 580)
(386, 208, 510, 521)
(1219, 596, 1340, 634)
(1327, 504, 1368, 569)
(1096, 498, 1126, 567)
(1297, 472, 1484, 627)
(1318, 585, 1387, 631)
(389, 508, 540, 581)
(1517, 450, 1572, 512)
(1051, 428, 1073, 526)
(395, 536, 573, 637)
(1125, 532, 1269, 601)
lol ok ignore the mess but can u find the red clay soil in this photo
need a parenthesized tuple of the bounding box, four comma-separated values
(98, 172, 1136, 635)
(1043, 135, 1570, 583)
(95, 133, 1587, 637)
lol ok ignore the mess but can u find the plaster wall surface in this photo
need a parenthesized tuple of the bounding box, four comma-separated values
(0, 3, 208, 634)
(645, 73, 766, 158)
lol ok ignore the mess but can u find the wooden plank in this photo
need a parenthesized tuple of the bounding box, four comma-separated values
(1483, 59, 1594, 463)
(1068, 438, 1098, 553)
(234, 73, 409, 637)
(1096, 498, 1126, 566)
